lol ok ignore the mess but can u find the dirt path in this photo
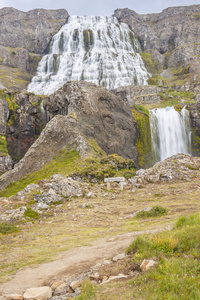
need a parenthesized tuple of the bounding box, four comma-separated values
(0, 226, 171, 294)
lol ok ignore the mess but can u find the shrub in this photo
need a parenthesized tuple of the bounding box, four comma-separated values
(24, 208, 40, 220)
(136, 206, 167, 218)
(150, 233, 178, 254)
(0, 223, 19, 234)
(76, 280, 96, 300)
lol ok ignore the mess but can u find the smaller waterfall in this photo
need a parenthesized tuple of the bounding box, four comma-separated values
(149, 106, 191, 162)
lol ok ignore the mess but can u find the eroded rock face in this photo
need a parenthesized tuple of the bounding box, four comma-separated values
(0, 98, 9, 135)
(0, 154, 13, 174)
(0, 81, 137, 191)
(114, 5, 200, 71)
(0, 7, 69, 54)
(0, 7, 68, 90)
(111, 85, 161, 106)
(6, 92, 45, 162)
(114, 6, 200, 54)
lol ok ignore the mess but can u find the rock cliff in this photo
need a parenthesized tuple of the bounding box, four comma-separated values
(0, 81, 138, 190)
(114, 5, 200, 83)
(0, 7, 69, 90)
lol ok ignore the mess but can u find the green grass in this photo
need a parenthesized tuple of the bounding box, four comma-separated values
(124, 214, 200, 299)
(75, 280, 96, 300)
(24, 208, 40, 220)
(135, 206, 167, 218)
(0, 142, 136, 197)
(0, 223, 19, 234)
(0, 149, 81, 197)
(0, 136, 8, 156)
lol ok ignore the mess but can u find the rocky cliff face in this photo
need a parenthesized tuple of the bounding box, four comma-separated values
(0, 7, 69, 90)
(0, 81, 138, 190)
(114, 5, 200, 83)
(0, 7, 69, 54)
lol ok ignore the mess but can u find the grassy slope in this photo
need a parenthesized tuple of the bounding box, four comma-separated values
(91, 214, 200, 300)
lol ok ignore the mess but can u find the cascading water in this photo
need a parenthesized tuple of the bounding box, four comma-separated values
(28, 15, 150, 95)
(149, 106, 191, 162)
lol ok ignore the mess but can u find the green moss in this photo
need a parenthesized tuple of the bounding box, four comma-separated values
(140, 52, 161, 74)
(191, 127, 200, 156)
(131, 105, 153, 167)
(148, 75, 167, 86)
(73, 153, 136, 182)
(29, 53, 42, 74)
(59, 32, 64, 52)
(83, 29, 94, 52)
(0, 67, 32, 91)
(129, 31, 136, 49)
(73, 29, 79, 42)
(24, 207, 40, 220)
(0, 135, 8, 156)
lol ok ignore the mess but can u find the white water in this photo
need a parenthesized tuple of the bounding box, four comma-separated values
(28, 15, 150, 95)
(149, 106, 191, 161)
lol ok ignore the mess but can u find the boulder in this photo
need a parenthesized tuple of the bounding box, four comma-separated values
(44, 175, 83, 198)
(23, 287, 52, 300)
(112, 253, 126, 262)
(53, 283, 70, 296)
(0, 81, 137, 191)
(70, 281, 81, 291)
(140, 259, 156, 272)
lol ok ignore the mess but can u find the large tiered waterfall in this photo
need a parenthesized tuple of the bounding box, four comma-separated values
(149, 106, 191, 162)
(28, 15, 150, 95)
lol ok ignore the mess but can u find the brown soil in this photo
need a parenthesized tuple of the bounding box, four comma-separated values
(0, 227, 169, 295)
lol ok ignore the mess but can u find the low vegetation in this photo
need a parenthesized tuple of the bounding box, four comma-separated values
(131, 104, 154, 167)
(135, 205, 167, 218)
(0, 223, 19, 234)
(0, 135, 8, 156)
(91, 214, 200, 299)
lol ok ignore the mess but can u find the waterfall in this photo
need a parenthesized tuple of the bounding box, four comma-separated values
(149, 106, 191, 162)
(28, 15, 150, 95)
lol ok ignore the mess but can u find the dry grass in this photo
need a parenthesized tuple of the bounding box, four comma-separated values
(0, 172, 200, 282)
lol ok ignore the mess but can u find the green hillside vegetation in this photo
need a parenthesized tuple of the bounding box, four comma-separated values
(86, 214, 200, 299)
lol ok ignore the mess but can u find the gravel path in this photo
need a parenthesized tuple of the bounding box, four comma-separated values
(0, 226, 171, 294)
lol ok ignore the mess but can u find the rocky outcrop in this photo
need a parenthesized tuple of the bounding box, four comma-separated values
(6, 92, 45, 162)
(131, 154, 200, 184)
(0, 7, 68, 90)
(0, 154, 13, 174)
(114, 5, 200, 79)
(111, 86, 162, 106)
(0, 7, 69, 54)
(0, 81, 137, 190)
(0, 98, 9, 135)
(188, 102, 200, 156)
(114, 5, 200, 54)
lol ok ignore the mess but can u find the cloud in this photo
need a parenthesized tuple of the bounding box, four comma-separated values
(0, 0, 199, 15)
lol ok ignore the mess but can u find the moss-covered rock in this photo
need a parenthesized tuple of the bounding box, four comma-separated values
(83, 29, 94, 52)
(131, 104, 153, 167)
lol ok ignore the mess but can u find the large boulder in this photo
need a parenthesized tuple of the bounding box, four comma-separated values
(0, 81, 137, 191)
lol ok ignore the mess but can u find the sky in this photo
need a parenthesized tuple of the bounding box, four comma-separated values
(0, 0, 200, 16)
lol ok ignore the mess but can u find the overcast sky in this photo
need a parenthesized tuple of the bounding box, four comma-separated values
(0, 0, 200, 15)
